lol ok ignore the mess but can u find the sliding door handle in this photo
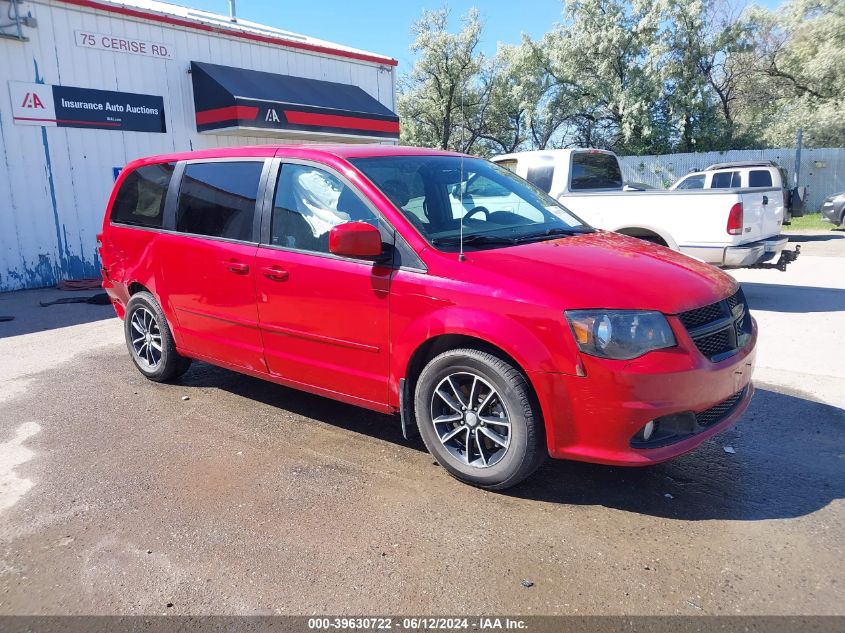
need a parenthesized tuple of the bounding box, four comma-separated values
(226, 260, 250, 275)
(262, 266, 289, 282)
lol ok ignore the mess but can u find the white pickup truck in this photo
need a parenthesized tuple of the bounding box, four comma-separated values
(491, 149, 799, 270)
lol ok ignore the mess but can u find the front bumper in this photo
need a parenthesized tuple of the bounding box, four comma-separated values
(821, 201, 843, 225)
(530, 318, 757, 466)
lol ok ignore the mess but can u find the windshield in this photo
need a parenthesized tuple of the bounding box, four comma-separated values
(349, 155, 592, 251)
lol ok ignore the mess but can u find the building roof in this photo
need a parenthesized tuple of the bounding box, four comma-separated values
(56, 0, 398, 66)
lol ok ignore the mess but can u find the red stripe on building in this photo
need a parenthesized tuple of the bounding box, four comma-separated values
(56, 0, 398, 67)
(195, 105, 260, 125)
(283, 111, 400, 134)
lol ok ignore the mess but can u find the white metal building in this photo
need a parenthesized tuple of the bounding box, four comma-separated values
(0, 0, 399, 292)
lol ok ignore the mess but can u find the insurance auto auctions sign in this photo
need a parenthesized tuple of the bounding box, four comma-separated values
(9, 81, 166, 133)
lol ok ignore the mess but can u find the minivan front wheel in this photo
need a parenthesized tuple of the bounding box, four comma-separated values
(415, 348, 545, 490)
(124, 291, 191, 382)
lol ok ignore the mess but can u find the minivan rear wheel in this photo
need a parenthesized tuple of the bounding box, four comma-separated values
(124, 291, 191, 382)
(414, 348, 545, 490)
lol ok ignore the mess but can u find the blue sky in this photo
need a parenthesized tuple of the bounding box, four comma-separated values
(186, 0, 785, 69)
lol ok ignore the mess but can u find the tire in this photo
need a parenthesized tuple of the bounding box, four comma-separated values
(124, 291, 191, 382)
(414, 348, 545, 490)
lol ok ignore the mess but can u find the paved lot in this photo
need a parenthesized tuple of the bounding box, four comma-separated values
(0, 231, 843, 615)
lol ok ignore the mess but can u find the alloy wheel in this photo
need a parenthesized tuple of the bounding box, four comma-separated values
(430, 371, 511, 468)
(129, 307, 163, 370)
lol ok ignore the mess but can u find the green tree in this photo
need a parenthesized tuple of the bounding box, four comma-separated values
(397, 7, 485, 152)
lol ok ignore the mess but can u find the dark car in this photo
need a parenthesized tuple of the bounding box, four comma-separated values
(821, 192, 845, 226)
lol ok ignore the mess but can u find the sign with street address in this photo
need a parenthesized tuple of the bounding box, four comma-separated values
(9, 81, 166, 133)
(75, 30, 173, 59)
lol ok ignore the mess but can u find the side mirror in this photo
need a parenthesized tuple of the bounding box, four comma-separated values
(329, 221, 383, 259)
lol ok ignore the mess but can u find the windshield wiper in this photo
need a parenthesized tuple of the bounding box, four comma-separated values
(512, 227, 592, 243)
(431, 233, 519, 246)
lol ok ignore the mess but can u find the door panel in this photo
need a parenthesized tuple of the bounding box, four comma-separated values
(160, 234, 263, 372)
(158, 159, 266, 372)
(255, 160, 392, 405)
(255, 248, 391, 404)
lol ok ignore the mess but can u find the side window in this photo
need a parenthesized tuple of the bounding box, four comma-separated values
(711, 171, 740, 188)
(570, 152, 623, 190)
(676, 174, 705, 190)
(271, 164, 378, 254)
(175, 161, 263, 241)
(526, 165, 555, 193)
(496, 159, 518, 173)
(110, 163, 174, 228)
(465, 175, 511, 197)
(749, 170, 773, 187)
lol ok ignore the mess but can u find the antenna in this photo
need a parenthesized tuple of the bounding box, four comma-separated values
(458, 75, 466, 262)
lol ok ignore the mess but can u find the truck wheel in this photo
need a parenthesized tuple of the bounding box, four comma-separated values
(124, 291, 191, 382)
(414, 348, 545, 490)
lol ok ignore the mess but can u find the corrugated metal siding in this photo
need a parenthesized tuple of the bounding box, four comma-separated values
(0, 0, 397, 292)
(619, 148, 845, 212)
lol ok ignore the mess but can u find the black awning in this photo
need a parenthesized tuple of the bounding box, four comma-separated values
(190, 61, 399, 140)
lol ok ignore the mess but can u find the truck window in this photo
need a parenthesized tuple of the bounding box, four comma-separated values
(496, 159, 518, 173)
(748, 170, 773, 187)
(570, 152, 623, 191)
(711, 171, 741, 188)
(676, 174, 705, 190)
(110, 163, 175, 228)
(526, 165, 555, 194)
(175, 161, 264, 242)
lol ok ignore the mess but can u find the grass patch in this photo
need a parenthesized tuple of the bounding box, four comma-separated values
(784, 213, 838, 232)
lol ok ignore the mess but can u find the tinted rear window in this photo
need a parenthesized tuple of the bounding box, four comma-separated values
(526, 165, 555, 193)
(711, 171, 741, 188)
(570, 153, 623, 190)
(110, 163, 174, 228)
(175, 161, 263, 241)
(749, 170, 773, 187)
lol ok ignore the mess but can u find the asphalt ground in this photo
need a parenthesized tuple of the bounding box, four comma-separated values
(0, 230, 842, 616)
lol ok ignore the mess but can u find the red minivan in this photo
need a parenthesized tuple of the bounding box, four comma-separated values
(100, 144, 756, 489)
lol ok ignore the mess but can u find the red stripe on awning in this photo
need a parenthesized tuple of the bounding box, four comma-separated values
(196, 105, 260, 125)
(283, 111, 399, 134)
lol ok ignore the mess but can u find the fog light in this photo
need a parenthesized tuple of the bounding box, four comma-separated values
(642, 421, 655, 441)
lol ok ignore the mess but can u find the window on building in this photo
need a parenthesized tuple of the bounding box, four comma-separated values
(175, 161, 263, 241)
(749, 170, 773, 187)
(110, 163, 175, 228)
(271, 164, 378, 254)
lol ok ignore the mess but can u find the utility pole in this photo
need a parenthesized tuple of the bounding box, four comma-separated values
(793, 128, 803, 189)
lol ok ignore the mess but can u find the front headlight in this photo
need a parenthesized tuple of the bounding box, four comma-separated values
(565, 310, 676, 360)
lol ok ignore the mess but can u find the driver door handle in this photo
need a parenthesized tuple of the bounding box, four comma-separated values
(262, 266, 289, 282)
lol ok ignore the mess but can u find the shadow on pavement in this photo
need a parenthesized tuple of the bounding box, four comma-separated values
(741, 282, 845, 313)
(507, 386, 844, 521)
(180, 362, 843, 522)
(179, 361, 423, 452)
(787, 233, 844, 242)
(0, 288, 114, 338)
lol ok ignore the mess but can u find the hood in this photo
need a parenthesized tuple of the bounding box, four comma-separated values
(464, 231, 737, 314)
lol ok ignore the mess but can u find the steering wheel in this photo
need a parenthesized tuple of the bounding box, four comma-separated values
(463, 206, 489, 222)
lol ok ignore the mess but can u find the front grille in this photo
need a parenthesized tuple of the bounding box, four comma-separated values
(679, 288, 752, 361)
(693, 329, 733, 358)
(695, 388, 746, 426)
(679, 301, 725, 329)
